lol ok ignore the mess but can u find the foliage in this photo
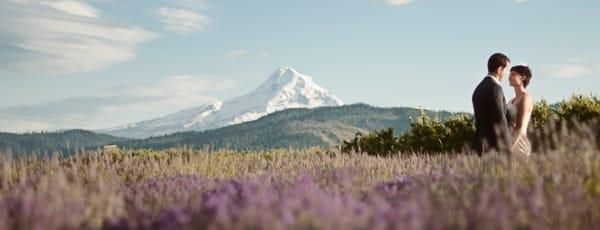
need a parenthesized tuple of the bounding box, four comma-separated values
(531, 94, 599, 128)
(529, 94, 600, 151)
(343, 94, 598, 156)
(530, 99, 554, 128)
(342, 114, 475, 155)
(556, 94, 600, 123)
(343, 128, 399, 157)
(438, 115, 477, 152)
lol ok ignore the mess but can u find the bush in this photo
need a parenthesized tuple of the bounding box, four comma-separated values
(557, 94, 600, 123)
(441, 115, 476, 152)
(531, 99, 554, 128)
(342, 94, 599, 156)
(401, 115, 448, 153)
(342, 114, 475, 155)
(342, 128, 399, 157)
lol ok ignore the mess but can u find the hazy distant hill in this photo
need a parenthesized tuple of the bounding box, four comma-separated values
(0, 130, 128, 155)
(0, 104, 467, 154)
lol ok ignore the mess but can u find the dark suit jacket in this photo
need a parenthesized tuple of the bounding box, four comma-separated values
(472, 76, 512, 154)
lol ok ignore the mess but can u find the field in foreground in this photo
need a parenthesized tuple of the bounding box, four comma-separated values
(1, 138, 600, 229)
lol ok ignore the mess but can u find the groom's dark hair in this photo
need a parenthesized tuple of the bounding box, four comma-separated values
(487, 53, 511, 73)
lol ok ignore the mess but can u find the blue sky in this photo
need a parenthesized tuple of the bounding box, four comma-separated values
(0, 0, 599, 132)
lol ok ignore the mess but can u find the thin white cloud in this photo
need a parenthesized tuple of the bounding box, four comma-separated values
(0, 0, 157, 75)
(548, 64, 591, 78)
(0, 76, 237, 132)
(224, 49, 248, 60)
(379, 0, 413, 6)
(379, 0, 526, 6)
(116, 75, 236, 104)
(170, 0, 209, 9)
(156, 7, 210, 34)
(40, 0, 100, 18)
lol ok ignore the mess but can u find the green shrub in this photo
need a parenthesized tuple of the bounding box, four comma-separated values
(342, 128, 399, 156)
(441, 115, 476, 152)
(401, 115, 448, 153)
(342, 94, 598, 156)
(557, 94, 600, 123)
(342, 114, 475, 155)
(531, 99, 554, 128)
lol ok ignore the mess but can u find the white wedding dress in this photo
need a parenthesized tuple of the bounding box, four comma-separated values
(506, 101, 532, 156)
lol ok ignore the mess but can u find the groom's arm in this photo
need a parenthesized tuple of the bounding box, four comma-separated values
(491, 86, 511, 142)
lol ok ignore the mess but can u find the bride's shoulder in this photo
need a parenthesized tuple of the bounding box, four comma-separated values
(522, 92, 534, 110)
(522, 92, 533, 102)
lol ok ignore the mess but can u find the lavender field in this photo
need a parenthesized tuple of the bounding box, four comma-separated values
(1, 128, 599, 230)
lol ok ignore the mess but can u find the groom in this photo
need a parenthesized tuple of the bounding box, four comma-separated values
(472, 53, 513, 155)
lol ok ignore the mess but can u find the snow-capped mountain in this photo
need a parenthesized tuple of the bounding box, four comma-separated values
(103, 67, 344, 138)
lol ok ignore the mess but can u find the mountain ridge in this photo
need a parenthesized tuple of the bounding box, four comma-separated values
(102, 67, 343, 138)
(122, 103, 465, 151)
(1, 104, 469, 154)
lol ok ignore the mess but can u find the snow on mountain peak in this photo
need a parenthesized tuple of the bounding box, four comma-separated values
(252, 67, 312, 94)
(271, 67, 308, 83)
(102, 67, 343, 138)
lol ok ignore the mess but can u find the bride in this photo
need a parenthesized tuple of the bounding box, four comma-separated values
(507, 64, 533, 156)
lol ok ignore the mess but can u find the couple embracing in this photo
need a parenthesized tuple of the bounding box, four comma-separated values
(472, 53, 533, 156)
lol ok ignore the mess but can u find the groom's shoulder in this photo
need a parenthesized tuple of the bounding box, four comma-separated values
(478, 77, 497, 88)
(476, 77, 503, 95)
